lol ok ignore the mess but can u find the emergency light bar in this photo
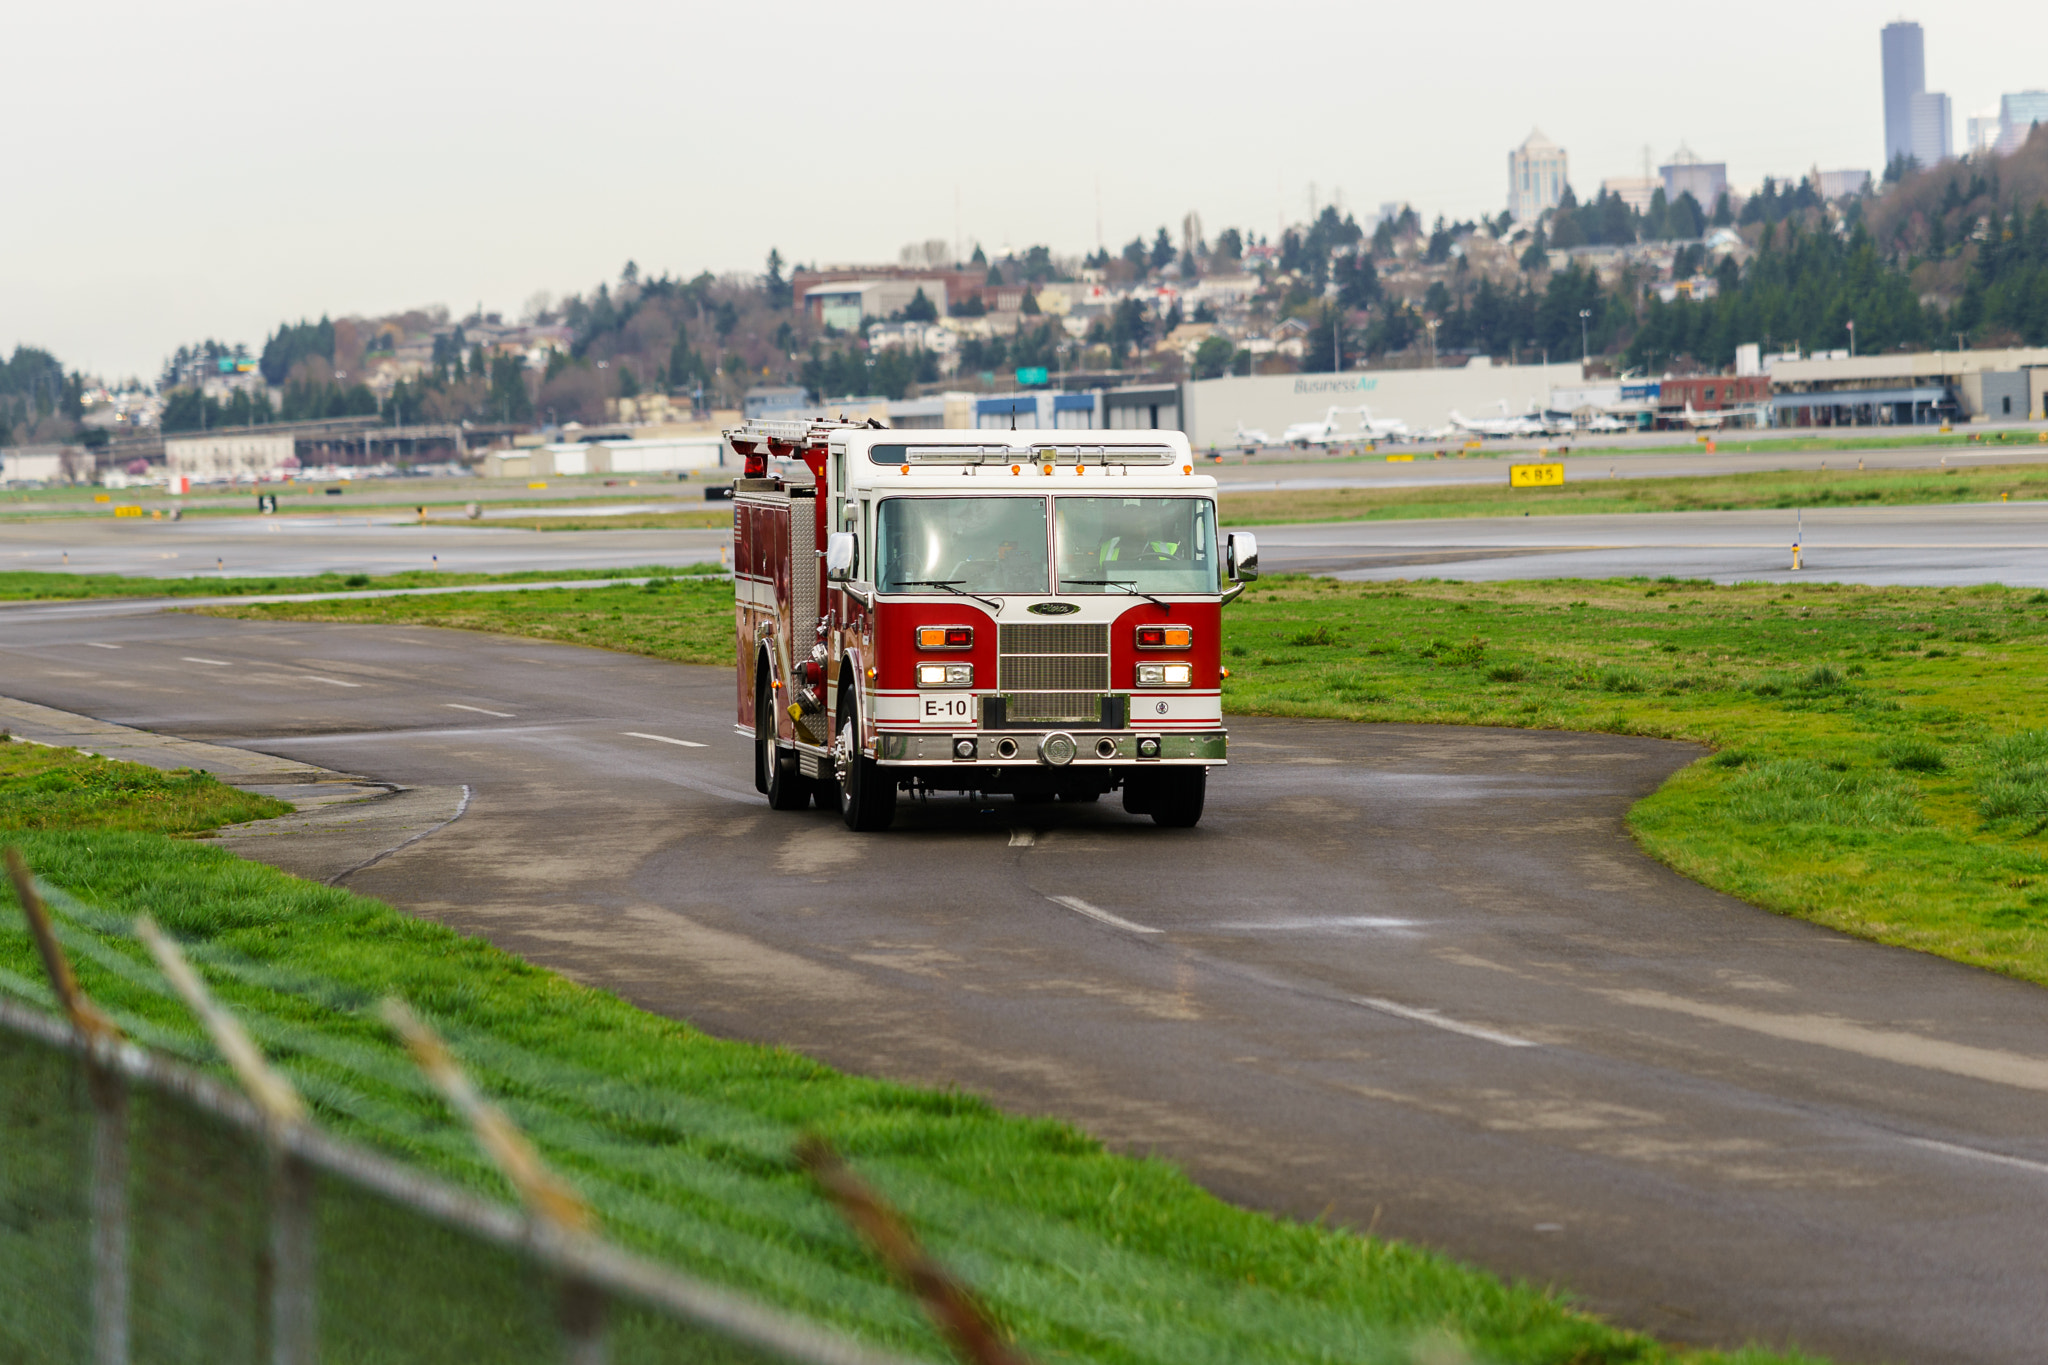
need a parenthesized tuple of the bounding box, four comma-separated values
(876, 443, 1178, 466)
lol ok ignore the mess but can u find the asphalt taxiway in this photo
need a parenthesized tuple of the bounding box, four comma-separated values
(6, 608, 2048, 1364)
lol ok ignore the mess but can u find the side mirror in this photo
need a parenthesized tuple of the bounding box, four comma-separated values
(1226, 531, 1258, 582)
(825, 531, 859, 582)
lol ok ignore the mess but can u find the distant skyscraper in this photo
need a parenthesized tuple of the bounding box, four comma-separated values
(1968, 107, 2003, 155)
(1910, 91, 1953, 166)
(1881, 21, 1926, 165)
(1997, 91, 2048, 153)
(1508, 129, 1567, 222)
(1881, 20, 1951, 168)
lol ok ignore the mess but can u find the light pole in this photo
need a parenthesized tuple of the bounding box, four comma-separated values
(1578, 309, 1591, 366)
(1425, 318, 1440, 369)
(1846, 319, 1856, 358)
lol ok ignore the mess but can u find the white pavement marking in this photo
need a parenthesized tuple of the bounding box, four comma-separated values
(182, 656, 232, 666)
(1900, 1136, 2048, 1178)
(623, 731, 707, 748)
(446, 704, 516, 718)
(301, 676, 362, 688)
(80, 642, 120, 649)
(1602, 986, 2048, 1092)
(1008, 829, 1036, 847)
(1046, 894, 1160, 934)
(1347, 995, 1538, 1048)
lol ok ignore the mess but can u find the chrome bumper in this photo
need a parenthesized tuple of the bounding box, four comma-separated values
(876, 729, 1225, 765)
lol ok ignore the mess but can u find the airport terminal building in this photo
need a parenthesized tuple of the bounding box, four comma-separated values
(1768, 347, 2048, 427)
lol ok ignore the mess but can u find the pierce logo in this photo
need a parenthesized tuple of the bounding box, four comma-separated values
(1028, 602, 1080, 615)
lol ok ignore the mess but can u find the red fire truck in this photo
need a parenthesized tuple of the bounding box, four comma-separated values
(729, 419, 1257, 831)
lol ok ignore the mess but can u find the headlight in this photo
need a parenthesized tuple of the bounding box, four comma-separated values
(1135, 662, 1192, 687)
(916, 662, 974, 687)
(1135, 624, 1193, 649)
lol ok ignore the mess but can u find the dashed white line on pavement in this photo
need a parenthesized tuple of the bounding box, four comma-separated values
(80, 642, 120, 649)
(447, 704, 516, 718)
(1046, 894, 1160, 934)
(182, 656, 232, 666)
(623, 731, 706, 748)
(1008, 829, 1035, 847)
(1348, 995, 1537, 1048)
(302, 676, 362, 688)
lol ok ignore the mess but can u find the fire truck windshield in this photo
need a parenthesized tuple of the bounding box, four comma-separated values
(1054, 497, 1219, 595)
(876, 497, 1051, 594)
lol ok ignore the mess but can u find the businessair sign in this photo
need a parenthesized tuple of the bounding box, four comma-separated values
(1291, 375, 1381, 396)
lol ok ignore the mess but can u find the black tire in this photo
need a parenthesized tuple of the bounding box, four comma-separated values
(1148, 768, 1206, 827)
(1124, 768, 1205, 826)
(838, 704, 896, 831)
(753, 669, 771, 794)
(761, 678, 813, 812)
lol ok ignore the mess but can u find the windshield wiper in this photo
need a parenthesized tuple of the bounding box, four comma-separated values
(1064, 579, 1169, 610)
(897, 579, 1003, 613)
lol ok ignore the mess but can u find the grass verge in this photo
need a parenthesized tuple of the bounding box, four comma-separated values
(0, 736, 289, 831)
(1218, 461, 2048, 525)
(0, 746, 1799, 1363)
(205, 573, 2048, 986)
(1216, 575, 2048, 983)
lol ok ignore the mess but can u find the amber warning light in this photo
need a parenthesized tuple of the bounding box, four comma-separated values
(917, 626, 974, 649)
(1135, 625, 1193, 649)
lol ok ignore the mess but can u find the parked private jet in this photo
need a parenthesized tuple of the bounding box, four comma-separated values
(1357, 405, 1414, 442)
(1448, 401, 1543, 439)
(1280, 406, 1358, 446)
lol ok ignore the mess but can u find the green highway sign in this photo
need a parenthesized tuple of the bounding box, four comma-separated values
(1015, 366, 1049, 386)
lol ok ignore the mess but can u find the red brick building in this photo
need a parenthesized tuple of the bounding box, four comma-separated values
(1657, 374, 1769, 413)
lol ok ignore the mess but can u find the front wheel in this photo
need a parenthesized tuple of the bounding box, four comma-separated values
(1123, 768, 1206, 828)
(837, 706, 896, 831)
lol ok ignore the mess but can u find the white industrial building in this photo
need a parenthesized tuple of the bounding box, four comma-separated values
(163, 432, 297, 482)
(0, 447, 74, 485)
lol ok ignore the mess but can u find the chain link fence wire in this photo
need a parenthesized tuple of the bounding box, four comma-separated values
(0, 854, 935, 1365)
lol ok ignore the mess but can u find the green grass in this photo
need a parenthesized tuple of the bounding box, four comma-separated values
(207, 573, 2048, 987)
(0, 747, 1802, 1363)
(199, 574, 736, 660)
(1218, 461, 2048, 525)
(0, 735, 289, 832)
(0, 565, 719, 602)
(1557, 430, 2045, 458)
(1216, 575, 2048, 983)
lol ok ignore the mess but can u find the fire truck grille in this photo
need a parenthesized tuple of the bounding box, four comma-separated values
(998, 653, 1108, 691)
(1003, 692, 1105, 724)
(997, 622, 1110, 694)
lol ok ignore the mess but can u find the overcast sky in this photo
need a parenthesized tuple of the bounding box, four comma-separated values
(5, 0, 2043, 382)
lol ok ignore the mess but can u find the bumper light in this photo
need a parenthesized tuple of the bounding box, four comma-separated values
(1135, 662, 1192, 687)
(916, 662, 974, 687)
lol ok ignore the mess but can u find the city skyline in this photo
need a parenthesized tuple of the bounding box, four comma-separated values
(4, 0, 2044, 381)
